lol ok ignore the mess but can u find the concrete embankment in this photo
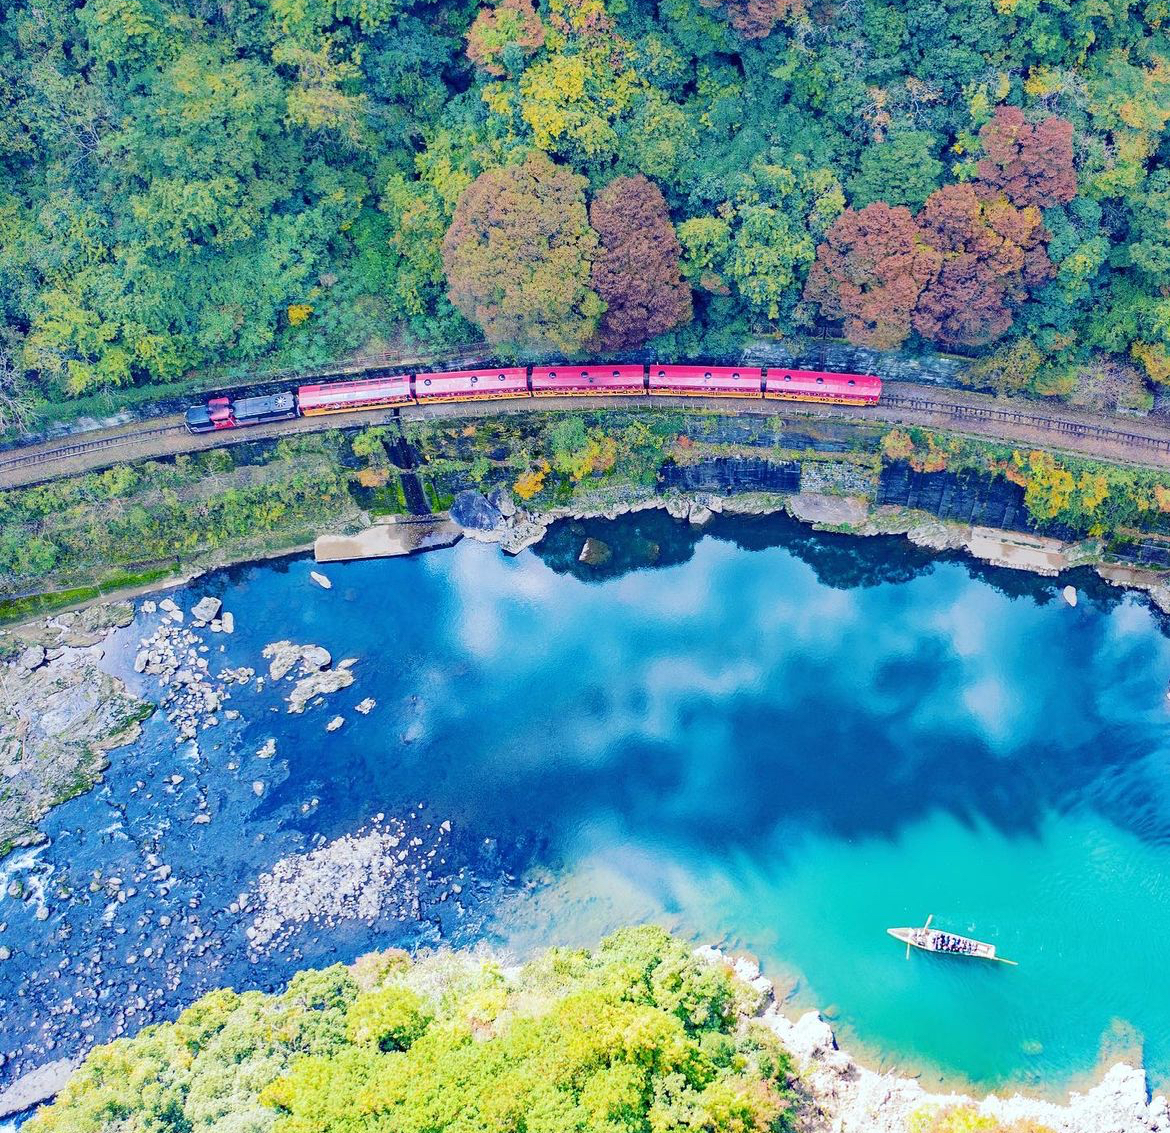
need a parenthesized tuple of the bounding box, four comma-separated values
(314, 515, 463, 562)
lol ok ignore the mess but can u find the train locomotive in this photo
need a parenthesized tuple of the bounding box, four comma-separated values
(184, 363, 881, 434)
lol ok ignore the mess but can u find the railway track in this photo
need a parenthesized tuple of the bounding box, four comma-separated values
(880, 393, 1170, 455)
(0, 422, 188, 473)
(4, 388, 1170, 486)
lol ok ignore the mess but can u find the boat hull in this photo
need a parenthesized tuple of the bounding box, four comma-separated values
(887, 927, 1016, 964)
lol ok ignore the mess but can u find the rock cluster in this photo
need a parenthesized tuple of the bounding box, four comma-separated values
(261, 641, 355, 713)
(449, 489, 549, 554)
(135, 612, 251, 744)
(245, 813, 463, 953)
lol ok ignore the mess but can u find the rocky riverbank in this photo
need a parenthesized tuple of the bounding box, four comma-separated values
(695, 947, 1170, 1133)
(0, 604, 151, 857)
(443, 484, 1170, 612)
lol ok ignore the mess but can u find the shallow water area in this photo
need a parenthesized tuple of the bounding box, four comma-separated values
(3, 511, 1170, 1101)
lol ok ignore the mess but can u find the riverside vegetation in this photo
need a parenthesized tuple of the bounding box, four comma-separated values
(21, 927, 1056, 1133)
(5, 412, 1170, 617)
(6, 0, 1170, 430)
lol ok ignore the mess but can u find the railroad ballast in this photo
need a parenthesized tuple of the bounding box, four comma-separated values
(183, 364, 882, 433)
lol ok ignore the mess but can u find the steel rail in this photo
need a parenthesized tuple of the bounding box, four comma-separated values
(0, 423, 188, 472)
(880, 393, 1170, 454)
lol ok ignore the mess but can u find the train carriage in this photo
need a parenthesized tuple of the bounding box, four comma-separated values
(297, 373, 413, 416)
(764, 369, 881, 405)
(648, 365, 763, 399)
(530, 365, 646, 397)
(414, 367, 530, 403)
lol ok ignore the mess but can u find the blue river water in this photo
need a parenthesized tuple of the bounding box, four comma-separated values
(4, 510, 1170, 1102)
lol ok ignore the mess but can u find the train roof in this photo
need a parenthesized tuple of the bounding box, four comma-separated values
(298, 374, 411, 408)
(764, 369, 881, 395)
(414, 367, 528, 396)
(531, 364, 645, 390)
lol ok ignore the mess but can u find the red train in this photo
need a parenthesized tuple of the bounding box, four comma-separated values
(184, 363, 881, 433)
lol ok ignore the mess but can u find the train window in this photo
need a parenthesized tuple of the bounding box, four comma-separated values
(816, 377, 824, 384)
(471, 375, 478, 384)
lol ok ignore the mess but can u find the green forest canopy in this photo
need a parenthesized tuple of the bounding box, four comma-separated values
(24, 927, 796, 1133)
(4, 0, 1170, 413)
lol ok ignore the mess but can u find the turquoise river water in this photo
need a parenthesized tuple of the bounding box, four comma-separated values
(4, 511, 1170, 1100)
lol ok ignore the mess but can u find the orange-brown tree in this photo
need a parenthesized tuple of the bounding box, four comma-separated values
(803, 203, 941, 349)
(699, 0, 802, 39)
(912, 184, 1053, 348)
(465, 0, 545, 77)
(589, 175, 692, 351)
(976, 106, 1077, 209)
(442, 153, 603, 353)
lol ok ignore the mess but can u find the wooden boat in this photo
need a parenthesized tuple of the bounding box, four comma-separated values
(887, 915, 1017, 965)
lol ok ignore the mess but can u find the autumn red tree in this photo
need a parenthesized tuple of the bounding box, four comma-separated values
(699, 0, 802, 39)
(803, 203, 941, 349)
(589, 175, 692, 351)
(912, 184, 1053, 348)
(442, 153, 603, 353)
(465, 0, 545, 77)
(976, 106, 1076, 209)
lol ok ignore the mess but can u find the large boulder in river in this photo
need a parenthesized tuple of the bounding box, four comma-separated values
(191, 596, 222, 623)
(450, 490, 504, 532)
(262, 641, 332, 681)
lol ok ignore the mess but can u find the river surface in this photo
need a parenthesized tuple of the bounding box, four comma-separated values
(4, 511, 1170, 1102)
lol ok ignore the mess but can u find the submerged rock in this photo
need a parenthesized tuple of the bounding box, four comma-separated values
(578, 537, 613, 566)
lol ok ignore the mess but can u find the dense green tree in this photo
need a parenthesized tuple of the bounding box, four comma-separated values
(848, 130, 943, 210)
(1, 0, 1170, 411)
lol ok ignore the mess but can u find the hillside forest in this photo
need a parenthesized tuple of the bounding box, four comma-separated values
(4, 0, 1170, 421)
